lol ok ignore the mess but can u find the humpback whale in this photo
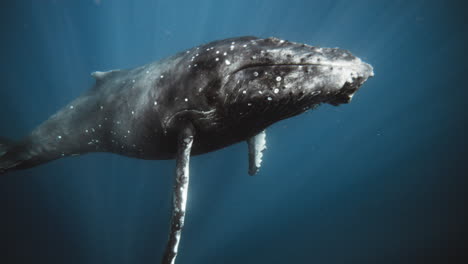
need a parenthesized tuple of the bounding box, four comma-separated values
(0, 36, 373, 264)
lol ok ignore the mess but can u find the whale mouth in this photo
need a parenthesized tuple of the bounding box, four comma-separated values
(233, 63, 320, 74)
(327, 76, 366, 106)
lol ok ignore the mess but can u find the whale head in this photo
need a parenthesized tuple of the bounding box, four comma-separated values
(163, 36, 373, 150)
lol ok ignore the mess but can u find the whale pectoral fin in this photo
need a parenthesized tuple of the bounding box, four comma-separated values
(162, 124, 195, 264)
(247, 130, 267, 176)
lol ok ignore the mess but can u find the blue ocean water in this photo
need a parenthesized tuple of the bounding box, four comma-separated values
(1, 0, 467, 263)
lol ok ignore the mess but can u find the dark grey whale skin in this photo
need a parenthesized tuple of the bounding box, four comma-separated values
(0, 36, 373, 174)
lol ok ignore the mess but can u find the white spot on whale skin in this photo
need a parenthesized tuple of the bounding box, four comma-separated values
(216, 51, 220, 54)
(184, 98, 188, 102)
(223, 52, 227, 56)
(69, 105, 74, 109)
(276, 76, 282, 82)
(146, 70, 150, 74)
(131, 111, 135, 115)
(100, 106, 104, 110)
(154, 101, 158, 105)
(267, 97, 272, 101)
(230, 45, 235, 51)
(274, 88, 279, 93)
(243, 44, 247, 47)
(225, 60, 231, 65)
(57, 135, 62, 139)
(132, 79, 135, 83)
(85, 129, 89, 133)
(215, 58, 219, 61)
(253, 71, 259, 77)
(242, 90, 247, 94)
(160, 75, 164, 79)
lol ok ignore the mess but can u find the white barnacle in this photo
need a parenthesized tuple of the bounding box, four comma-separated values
(243, 44, 247, 48)
(194, 64, 198, 67)
(216, 51, 220, 54)
(69, 105, 74, 109)
(196, 53, 199, 56)
(154, 101, 158, 105)
(225, 60, 231, 65)
(223, 52, 227, 56)
(186, 50, 190, 54)
(206, 48, 210, 51)
(230, 45, 235, 51)
(215, 58, 219, 61)
(276, 76, 282, 82)
(184, 98, 188, 102)
(231, 42, 235, 45)
(57, 135, 62, 139)
(242, 90, 247, 94)
(253, 71, 259, 77)
(160, 75, 164, 79)
(259, 91, 263, 94)
(247, 103, 252, 106)
(274, 88, 279, 93)
(267, 96, 272, 101)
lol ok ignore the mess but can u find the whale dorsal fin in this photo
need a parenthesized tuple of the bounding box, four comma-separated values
(247, 130, 267, 176)
(91, 69, 121, 82)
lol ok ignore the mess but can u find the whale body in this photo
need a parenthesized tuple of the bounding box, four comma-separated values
(0, 36, 374, 264)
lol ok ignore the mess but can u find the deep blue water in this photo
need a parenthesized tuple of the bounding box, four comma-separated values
(1, 0, 467, 263)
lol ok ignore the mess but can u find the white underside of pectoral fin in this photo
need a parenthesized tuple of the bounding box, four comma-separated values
(247, 130, 267, 176)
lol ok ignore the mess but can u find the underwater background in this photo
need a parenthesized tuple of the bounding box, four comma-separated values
(1, 0, 467, 263)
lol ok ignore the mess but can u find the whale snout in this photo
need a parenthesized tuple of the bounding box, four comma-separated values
(327, 61, 374, 106)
